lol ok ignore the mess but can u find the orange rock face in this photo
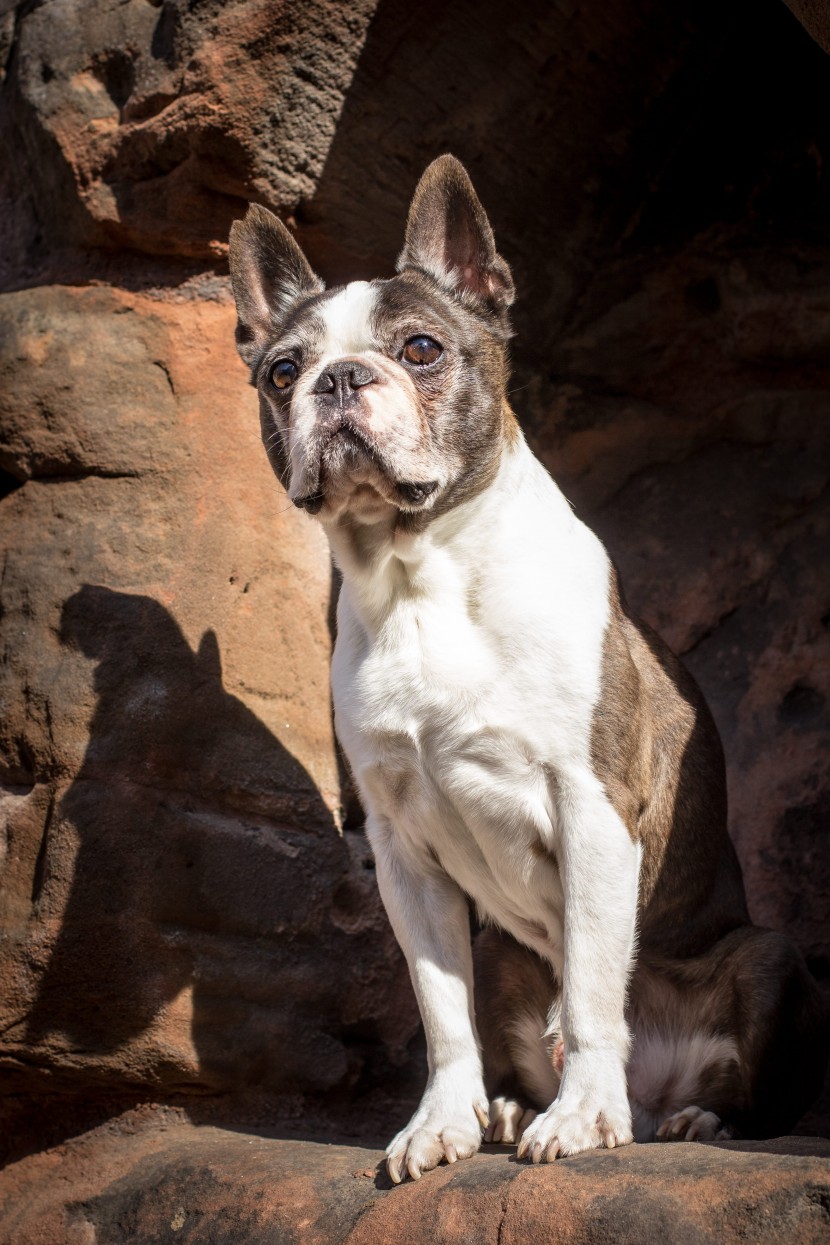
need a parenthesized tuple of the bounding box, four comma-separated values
(0, 285, 414, 1113)
(0, 0, 827, 1172)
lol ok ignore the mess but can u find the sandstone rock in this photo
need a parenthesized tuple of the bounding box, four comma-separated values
(0, 1108, 828, 1245)
(0, 284, 416, 1109)
(3, 0, 379, 265)
(784, 0, 830, 52)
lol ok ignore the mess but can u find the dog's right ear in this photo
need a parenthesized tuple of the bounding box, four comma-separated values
(229, 205, 324, 368)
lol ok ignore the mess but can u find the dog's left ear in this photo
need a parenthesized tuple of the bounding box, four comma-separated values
(397, 155, 515, 313)
(229, 204, 324, 367)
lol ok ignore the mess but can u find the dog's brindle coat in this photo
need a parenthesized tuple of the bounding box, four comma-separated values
(229, 156, 827, 1181)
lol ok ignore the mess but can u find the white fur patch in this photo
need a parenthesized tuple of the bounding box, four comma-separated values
(335, 442, 621, 967)
(317, 281, 378, 360)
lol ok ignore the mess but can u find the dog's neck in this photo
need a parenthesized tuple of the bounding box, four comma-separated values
(324, 426, 567, 637)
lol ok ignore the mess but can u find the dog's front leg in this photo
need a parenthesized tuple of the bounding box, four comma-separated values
(370, 822, 488, 1183)
(518, 780, 638, 1161)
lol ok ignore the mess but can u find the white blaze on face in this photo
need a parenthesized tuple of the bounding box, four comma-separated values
(317, 281, 378, 361)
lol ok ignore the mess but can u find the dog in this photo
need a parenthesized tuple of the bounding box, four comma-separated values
(228, 156, 827, 1183)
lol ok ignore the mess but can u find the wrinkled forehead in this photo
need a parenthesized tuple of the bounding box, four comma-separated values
(273, 273, 485, 364)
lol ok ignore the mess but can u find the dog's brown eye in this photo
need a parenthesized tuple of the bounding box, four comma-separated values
(402, 335, 442, 366)
(271, 359, 298, 390)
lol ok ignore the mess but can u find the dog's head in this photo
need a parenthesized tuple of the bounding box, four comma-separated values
(229, 156, 516, 529)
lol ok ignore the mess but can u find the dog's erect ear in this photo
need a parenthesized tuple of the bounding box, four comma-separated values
(229, 204, 324, 367)
(397, 155, 514, 312)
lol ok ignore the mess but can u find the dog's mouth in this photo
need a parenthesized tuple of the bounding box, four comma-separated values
(293, 422, 438, 515)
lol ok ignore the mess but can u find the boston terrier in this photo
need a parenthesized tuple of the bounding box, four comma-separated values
(228, 156, 827, 1182)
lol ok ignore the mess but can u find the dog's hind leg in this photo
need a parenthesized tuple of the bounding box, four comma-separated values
(655, 1105, 734, 1142)
(627, 925, 829, 1141)
(485, 1091, 539, 1145)
(474, 927, 561, 1144)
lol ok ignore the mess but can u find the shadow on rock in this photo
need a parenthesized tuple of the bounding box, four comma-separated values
(25, 585, 361, 1095)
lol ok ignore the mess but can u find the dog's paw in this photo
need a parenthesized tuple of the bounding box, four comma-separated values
(656, 1105, 732, 1143)
(516, 1098, 633, 1162)
(483, 1097, 537, 1145)
(386, 1085, 489, 1183)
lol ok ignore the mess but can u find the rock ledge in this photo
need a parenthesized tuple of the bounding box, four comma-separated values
(0, 1108, 828, 1245)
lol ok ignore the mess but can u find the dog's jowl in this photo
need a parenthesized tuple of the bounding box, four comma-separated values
(229, 156, 827, 1182)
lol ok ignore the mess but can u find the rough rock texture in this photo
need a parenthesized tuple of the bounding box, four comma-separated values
(1, 1108, 829, 1245)
(2, 0, 379, 270)
(0, 0, 828, 1189)
(784, 1, 830, 52)
(0, 283, 415, 1116)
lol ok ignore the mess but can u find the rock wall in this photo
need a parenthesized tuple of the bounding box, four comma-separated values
(0, 0, 827, 1154)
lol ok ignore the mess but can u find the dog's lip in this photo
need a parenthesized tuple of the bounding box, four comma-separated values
(294, 422, 440, 514)
(321, 419, 390, 477)
(291, 426, 384, 515)
(293, 493, 324, 514)
(333, 422, 375, 453)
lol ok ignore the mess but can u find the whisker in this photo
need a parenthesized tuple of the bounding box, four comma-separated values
(265, 427, 290, 451)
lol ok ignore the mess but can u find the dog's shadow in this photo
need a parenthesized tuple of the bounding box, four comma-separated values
(25, 584, 353, 1094)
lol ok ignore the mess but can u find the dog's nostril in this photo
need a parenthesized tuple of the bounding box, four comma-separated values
(398, 481, 439, 504)
(312, 370, 337, 395)
(312, 360, 376, 396)
(348, 362, 374, 388)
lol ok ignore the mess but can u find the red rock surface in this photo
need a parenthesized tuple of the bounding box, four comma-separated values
(0, 1107, 828, 1245)
(0, 284, 416, 1116)
(0, 0, 828, 1201)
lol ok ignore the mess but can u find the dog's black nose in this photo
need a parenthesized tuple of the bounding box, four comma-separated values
(312, 359, 376, 400)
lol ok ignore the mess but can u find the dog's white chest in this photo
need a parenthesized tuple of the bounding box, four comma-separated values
(341, 604, 562, 951)
(331, 447, 614, 962)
